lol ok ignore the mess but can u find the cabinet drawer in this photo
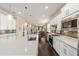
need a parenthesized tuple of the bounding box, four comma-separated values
(63, 43, 77, 56)
(53, 37, 77, 56)
(66, 45, 77, 56)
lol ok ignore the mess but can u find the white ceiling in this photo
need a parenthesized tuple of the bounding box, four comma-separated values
(0, 3, 65, 26)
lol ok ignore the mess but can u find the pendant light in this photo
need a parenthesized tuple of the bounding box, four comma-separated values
(8, 3, 13, 20)
(25, 3, 32, 17)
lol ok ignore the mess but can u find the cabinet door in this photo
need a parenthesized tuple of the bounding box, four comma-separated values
(56, 39, 60, 54)
(7, 19, 12, 30)
(12, 19, 16, 30)
(62, 44, 68, 56)
(0, 14, 7, 30)
(59, 41, 64, 56)
(55, 38, 60, 54)
(62, 43, 77, 56)
(67, 4, 79, 14)
(53, 37, 57, 51)
(61, 4, 79, 18)
(53, 37, 60, 54)
(53, 37, 78, 56)
(0, 37, 8, 44)
(13, 35, 16, 40)
(64, 44, 77, 56)
(8, 19, 16, 30)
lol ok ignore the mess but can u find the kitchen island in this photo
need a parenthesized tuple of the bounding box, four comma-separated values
(0, 33, 38, 56)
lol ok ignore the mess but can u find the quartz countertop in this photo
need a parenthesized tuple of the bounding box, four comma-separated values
(0, 33, 38, 55)
(0, 33, 16, 38)
(53, 35, 78, 49)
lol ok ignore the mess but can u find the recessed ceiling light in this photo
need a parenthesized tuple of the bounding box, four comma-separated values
(45, 6, 48, 9)
(25, 22, 27, 26)
(18, 12, 22, 14)
(41, 19, 49, 23)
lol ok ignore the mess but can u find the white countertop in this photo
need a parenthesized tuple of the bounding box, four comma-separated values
(0, 33, 38, 56)
(0, 33, 16, 38)
(53, 35, 78, 49)
(27, 34, 38, 56)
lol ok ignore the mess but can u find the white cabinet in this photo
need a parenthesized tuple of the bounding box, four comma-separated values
(0, 14, 8, 30)
(65, 42, 77, 56)
(0, 36, 8, 45)
(53, 37, 77, 56)
(61, 3, 79, 18)
(7, 18, 16, 30)
(0, 34, 16, 44)
(59, 41, 64, 56)
(7, 19, 12, 30)
(12, 19, 16, 30)
(12, 34, 16, 40)
(53, 38, 60, 54)
(7, 34, 16, 40)
(0, 13, 16, 30)
(61, 43, 77, 56)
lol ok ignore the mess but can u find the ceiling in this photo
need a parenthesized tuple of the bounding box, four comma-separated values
(0, 3, 65, 26)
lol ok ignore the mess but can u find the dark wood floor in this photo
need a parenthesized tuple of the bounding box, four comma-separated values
(38, 39, 59, 56)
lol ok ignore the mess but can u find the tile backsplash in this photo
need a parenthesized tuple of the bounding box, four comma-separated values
(0, 30, 16, 34)
(61, 28, 77, 38)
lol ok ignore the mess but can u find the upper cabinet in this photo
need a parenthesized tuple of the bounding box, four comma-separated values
(7, 18, 16, 30)
(0, 14, 7, 30)
(12, 18, 16, 30)
(61, 3, 79, 18)
(50, 3, 79, 32)
(0, 13, 16, 30)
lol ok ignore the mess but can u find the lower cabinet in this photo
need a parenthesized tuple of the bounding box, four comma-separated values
(0, 37, 8, 44)
(63, 44, 77, 56)
(7, 34, 16, 40)
(53, 38, 60, 54)
(53, 37, 77, 56)
(0, 34, 16, 41)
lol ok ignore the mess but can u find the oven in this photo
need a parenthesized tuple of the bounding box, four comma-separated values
(49, 35, 53, 47)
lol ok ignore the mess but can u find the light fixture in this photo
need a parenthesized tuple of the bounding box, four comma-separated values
(41, 19, 49, 23)
(25, 22, 27, 26)
(45, 6, 48, 9)
(8, 14, 13, 20)
(8, 4, 13, 20)
(18, 12, 22, 14)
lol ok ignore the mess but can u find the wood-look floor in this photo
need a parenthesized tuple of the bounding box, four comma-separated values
(38, 39, 58, 56)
